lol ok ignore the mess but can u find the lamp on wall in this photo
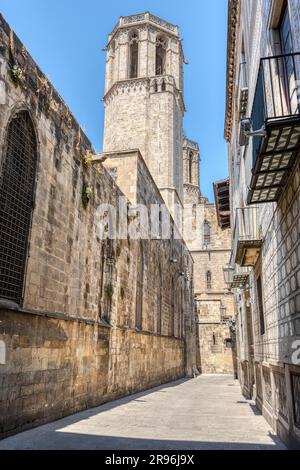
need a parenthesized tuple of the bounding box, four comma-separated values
(223, 264, 234, 287)
(226, 319, 237, 333)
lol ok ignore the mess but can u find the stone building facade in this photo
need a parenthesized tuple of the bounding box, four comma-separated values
(225, 0, 300, 449)
(0, 13, 197, 439)
(182, 138, 236, 375)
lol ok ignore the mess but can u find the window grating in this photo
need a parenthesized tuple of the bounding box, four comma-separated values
(0, 111, 37, 304)
(206, 271, 212, 290)
(291, 373, 300, 429)
(203, 221, 211, 245)
(255, 363, 263, 401)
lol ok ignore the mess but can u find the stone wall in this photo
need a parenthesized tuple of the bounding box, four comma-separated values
(182, 137, 235, 375)
(0, 309, 184, 438)
(0, 14, 195, 439)
(198, 322, 236, 375)
(193, 202, 235, 375)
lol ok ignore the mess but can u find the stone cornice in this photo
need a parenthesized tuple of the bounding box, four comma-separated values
(103, 75, 186, 112)
(108, 12, 179, 43)
(184, 184, 200, 196)
(183, 137, 199, 151)
(224, 0, 240, 142)
(105, 12, 187, 64)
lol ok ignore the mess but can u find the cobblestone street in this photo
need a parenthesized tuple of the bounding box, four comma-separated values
(0, 375, 286, 450)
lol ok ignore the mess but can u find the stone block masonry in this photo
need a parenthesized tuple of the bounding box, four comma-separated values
(0, 309, 184, 438)
(0, 14, 196, 438)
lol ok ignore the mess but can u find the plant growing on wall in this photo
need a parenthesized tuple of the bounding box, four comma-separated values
(45, 96, 56, 112)
(82, 151, 93, 168)
(105, 283, 114, 299)
(10, 64, 24, 86)
(82, 184, 93, 209)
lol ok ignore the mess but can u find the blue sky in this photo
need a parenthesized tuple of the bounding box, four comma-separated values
(1, 0, 228, 201)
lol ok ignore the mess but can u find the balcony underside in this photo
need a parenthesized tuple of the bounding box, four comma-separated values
(232, 273, 249, 289)
(214, 178, 230, 229)
(248, 116, 300, 204)
(235, 240, 262, 267)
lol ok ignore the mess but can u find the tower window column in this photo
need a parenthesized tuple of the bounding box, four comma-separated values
(156, 36, 167, 76)
(129, 31, 139, 79)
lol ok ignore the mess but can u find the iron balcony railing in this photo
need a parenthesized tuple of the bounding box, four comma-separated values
(231, 265, 251, 289)
(247, 52, 300, 204)
(252, 52, 300, 125)
(223, 252, 251, 290)
(232, 207, 262, 267)
(238, 61, 249, 119)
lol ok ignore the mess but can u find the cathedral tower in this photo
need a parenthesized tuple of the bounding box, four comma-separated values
(183, 137, 201, 205)
(103, 13, 185, 210)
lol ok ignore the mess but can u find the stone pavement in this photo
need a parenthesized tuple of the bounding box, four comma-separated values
(0, 375, 286, 450)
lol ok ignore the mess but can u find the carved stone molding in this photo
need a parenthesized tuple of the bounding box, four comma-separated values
(224, 0, 240, 141)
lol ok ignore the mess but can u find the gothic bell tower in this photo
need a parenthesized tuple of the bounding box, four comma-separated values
(183, 137, 201, 205)
(103, 12, 186, 210)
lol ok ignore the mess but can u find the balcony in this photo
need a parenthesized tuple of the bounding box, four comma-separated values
(247, 52, 300, 204)
(233, 207, 262, 267)
(223, 258, 250, 291)
(232, 265, 251, 289)
(213, 178, 230, 229)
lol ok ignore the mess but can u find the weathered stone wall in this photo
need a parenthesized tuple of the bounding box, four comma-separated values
(0, 14, 195, 438)
(182, 137, 235, 375)
(192, 203, 235, 375)
(198, 322, 236, 375)
(0, 309, 184, 439)
(103, 150, 195, 340)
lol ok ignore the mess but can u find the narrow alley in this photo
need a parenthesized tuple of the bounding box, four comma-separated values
(0, 376, 285, 450)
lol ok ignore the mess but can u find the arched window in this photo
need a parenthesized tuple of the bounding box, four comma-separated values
(161, 79, 166, 92)
(156, 36, 167, 75)
(135, 242, 144, 330)
(129, 30, 139, 78)
(203, 221, 211, 245)
(212, 332, 216, 345)
(188, 151, 193, 183)
(206, 271, 212, 290)
(0, 111, 37, 304)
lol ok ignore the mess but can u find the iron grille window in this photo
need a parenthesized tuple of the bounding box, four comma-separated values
(0, 111, 37, 304)
(257, 275, 265, 335)
(135, 242, 144, 330)
(291, 373, 300, 429)
(203, 221, 211, 245)
(255, 363, 263, 401)
(206, 271, 212, 290)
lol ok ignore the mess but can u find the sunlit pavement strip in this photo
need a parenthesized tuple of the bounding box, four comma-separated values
(0, 375, 286, 450)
